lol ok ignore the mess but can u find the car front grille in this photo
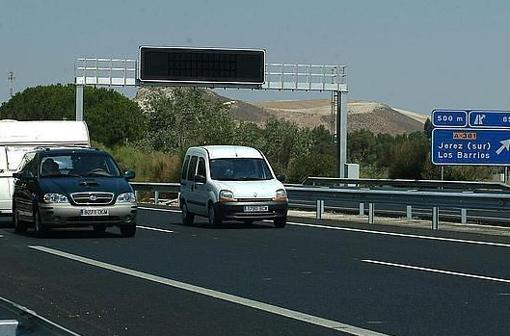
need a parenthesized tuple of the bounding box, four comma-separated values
(71, 192, 114, 205)
(236, 198, 273, 202)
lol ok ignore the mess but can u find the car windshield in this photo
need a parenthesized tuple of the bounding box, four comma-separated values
(40, 153, 121, 177)
(209, 158, 273, 181)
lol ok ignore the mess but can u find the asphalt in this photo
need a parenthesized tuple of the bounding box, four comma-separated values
(1, 209, 510, 336)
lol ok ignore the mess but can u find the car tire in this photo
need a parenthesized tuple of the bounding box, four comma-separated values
(274, 217, 286, 228)
(120, 225, 136, 237)
(13, 206, 27, 234)
(93, 224, 107, 234)
(208, 204, 222, 227)
(33, 210, 48, 237)
(181, 202, 194, 225)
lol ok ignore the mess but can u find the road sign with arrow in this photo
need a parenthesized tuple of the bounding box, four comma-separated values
(432, 128, 510, 165)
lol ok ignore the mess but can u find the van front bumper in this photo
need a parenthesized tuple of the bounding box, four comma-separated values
(38, 203, 137, 227)
(214, 201, 288, 220)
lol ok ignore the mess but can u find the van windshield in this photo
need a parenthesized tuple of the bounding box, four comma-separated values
(40, 153, 121, 177)
(209, 158, 273, 181)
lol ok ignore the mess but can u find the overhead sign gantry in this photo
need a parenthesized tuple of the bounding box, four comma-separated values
(74, 46, 348, 176)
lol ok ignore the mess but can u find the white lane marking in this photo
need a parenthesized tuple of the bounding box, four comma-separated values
(0, 235, 3, 238)
(283, 221, 510, 249)
(139, 206, 510, 249)
(0, 296, 82, 336)
(137, 225, 174, 234)
(29, 246, 390, 336)
(362, 259, 510, 284)
(138, 206, 181, 213)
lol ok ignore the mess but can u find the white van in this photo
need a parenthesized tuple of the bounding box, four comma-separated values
(0, 120, 90, 214)
(180, 145, 288, 227)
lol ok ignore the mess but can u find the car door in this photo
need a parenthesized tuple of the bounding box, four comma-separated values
(184, 156, 199, 213)
(14, 153, 37, 221)
(192, 156, 209, 216)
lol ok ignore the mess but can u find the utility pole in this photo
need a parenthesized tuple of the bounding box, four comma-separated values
(8, 72, 15, 98)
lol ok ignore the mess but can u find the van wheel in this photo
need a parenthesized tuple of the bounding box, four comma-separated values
(13, 206, 27, 233)
(274, 217, 286, 228)
(208, 204, 222, 227)
(120, 225, 136, 237)
(181, 202, 194, 225)
(34, 210, 48, 237)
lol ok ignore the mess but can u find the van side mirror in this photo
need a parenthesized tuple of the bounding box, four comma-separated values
(124, 170, 136, 180)
(12, 172, 21, 179)
(194, 174, 206, 184)
(276, 174, 286, 183)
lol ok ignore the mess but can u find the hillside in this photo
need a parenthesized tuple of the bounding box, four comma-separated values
(134, 88, 426, 134)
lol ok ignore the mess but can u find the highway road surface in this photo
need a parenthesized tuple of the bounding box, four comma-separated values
(1, 207, 510, 336)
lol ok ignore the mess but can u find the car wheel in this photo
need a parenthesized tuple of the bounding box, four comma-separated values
(208, 204, 222, 227)
(33, 210, 48, 237)
(13, 206, 27, 233)
(274, 217, 286, 228)
(120, 225, 136, 237)
(93, 224, 107, 234)
(181, 202, 194, 225)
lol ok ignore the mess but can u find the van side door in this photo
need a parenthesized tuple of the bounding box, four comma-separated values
(192, 156, 209, 216)
(184, 156, 199, 213)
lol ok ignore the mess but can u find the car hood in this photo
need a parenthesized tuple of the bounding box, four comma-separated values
(212, 179, 284, 199)
(39, 176, 132, 196)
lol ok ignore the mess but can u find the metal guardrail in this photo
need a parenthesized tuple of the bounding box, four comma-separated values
(302, 177, 510, 191)
(130, 180, 510, 230)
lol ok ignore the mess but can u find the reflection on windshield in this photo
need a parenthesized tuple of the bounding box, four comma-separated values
(210, 158, 273, 181)
(40, 153, 121, 177)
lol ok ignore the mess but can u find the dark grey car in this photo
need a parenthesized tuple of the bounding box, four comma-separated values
(12, 147, 137, 237)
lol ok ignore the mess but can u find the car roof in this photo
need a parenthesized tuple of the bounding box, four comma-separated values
(199, 145, 264, 159)
(34, 147, 106, 156)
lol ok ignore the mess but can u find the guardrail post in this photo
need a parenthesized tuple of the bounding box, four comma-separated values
(134, 190, 139, 201)
(359, 203, 364, 216)
(368, 203, 374, 224)
(406, 205, 412, 220)
(461, 209, 467, 224)
(432, 207, 439, 230)
(154, 191, 160, 205)
(315, 200, 324, 222)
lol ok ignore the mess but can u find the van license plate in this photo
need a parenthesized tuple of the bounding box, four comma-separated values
(81, 209, 109, 216)
(244, 205, 268, 212)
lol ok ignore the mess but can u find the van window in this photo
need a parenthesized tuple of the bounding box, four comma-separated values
(209, 158, 273, 181)
(181, 155, 190, 180)
(197, 157, 206, 178)
(187, 156, 198, 181)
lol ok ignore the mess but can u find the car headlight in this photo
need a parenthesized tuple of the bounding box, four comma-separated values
(117, 192, 136, 203)
(219, 190, 236, 202)
(273, 189, 287, 201)
(43, 193, 69, 204)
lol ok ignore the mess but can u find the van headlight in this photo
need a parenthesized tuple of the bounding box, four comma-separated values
(43, 193, 69, 204)
(117, 192, 136, 203)
(273, 189, 287, 202)
(219, 190, 237, 202)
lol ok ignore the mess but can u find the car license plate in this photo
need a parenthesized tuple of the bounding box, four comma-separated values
(244, 205, 268, 212)
(80, 209, 109, 216)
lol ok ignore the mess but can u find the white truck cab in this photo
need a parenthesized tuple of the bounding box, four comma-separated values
(0, 120, 90, 215)
(180, 145, 288, 227)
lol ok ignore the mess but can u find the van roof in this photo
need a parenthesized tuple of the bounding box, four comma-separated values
(199, 145, 264, 159)
(0, 120, 90, 145)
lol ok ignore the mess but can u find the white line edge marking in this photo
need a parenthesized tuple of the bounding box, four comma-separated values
(362, 259, 510, 284)
(137, 225, 174, 233)
(138, 206, 510, 249)
(0, 296, 82, 336)
(29, 245, 390, 336)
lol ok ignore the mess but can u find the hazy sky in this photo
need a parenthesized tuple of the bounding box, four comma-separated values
(1, 0, 509, 114)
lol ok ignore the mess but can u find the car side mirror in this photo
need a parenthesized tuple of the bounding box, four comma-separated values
(194, 174, 206, 184)
(124, 170, 136, 180)
(276, 174, 286, 183)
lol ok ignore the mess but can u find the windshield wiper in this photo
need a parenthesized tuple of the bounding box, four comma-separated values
(41, 173, 83, 178)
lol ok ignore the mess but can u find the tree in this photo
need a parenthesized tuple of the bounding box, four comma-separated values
(423, 118, 433, 139)
(0, 84, 147, 146)
(143, 88, 236, 155)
